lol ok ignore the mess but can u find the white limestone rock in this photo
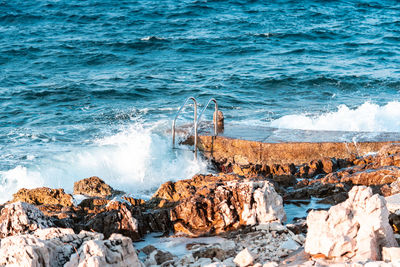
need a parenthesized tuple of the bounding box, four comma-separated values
(233, 248, 254, 267)
(0, 228, 99, 267)
(240, 181, 286, 225)
(305, 186, 398, 261)
(0, 202, 54, 238)
(65, 233, 143, 267)
(385, 193, 400, 213)
(382, 247, 400, 262)
(0, 227, 142, 267)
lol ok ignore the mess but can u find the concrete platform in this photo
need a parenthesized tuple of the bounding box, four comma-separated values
(194, 123, 400, 165)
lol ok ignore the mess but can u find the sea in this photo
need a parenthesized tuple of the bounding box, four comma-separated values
(1, 0, 400, 203)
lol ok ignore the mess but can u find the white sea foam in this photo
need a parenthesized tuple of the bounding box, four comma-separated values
(270, 101, 400, 132)
(0, 123, 208, 204)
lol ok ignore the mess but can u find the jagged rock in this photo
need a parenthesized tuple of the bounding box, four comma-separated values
(73, 176, 114, 198)
(147, 248, 174, 265)
(305, 186, 398, 261)
(65, 233, 142, 267)
(378, 143, 400, 157)
(141, 245, 157, 255)
(287, 181, 349, 200)
(233, 248, 254, 267)
(341, 166, 400, 186)
(83, 201, 141, 241)
(10, 187, 73, 207)
(0, 202, 54, 238)
(381, 178, 400, 197)
(170, 180, 285, 236)
(385, 193, 400, 214)
(0, 227, 102, 267)
(192, 246, 226, 261)
(122, 196, 145, 206)
(151, 174, 245, 206)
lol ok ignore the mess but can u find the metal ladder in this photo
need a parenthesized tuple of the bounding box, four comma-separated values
(172, 97, 219, 159)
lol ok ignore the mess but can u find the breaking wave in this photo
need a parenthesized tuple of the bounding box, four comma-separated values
(0, 123, 208, 203)
(270, 101, 400, 132)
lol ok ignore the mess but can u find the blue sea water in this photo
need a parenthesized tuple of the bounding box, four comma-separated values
(1, 0, 400, 202)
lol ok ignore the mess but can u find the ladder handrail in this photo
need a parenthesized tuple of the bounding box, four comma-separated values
(194, 98, 218, 159)
(171, 97, 198, 150)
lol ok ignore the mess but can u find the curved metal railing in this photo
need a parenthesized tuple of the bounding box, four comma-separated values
(194, 98, 218, 158)
(171, 97, 198, 150)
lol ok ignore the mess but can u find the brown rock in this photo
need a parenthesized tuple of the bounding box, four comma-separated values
(321, 157, 337, 174)
(170, 180, 285, 236)
(122, 196, 145, 206)
(73, 176, 114, 198)
(378, 143, 400, 157)
(11, 187, 73, 207)
(341, 166, 400, 186)
(151, 173, 246, 206)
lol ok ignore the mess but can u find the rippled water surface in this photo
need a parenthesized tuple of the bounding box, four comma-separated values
(1, 0, 400, 201)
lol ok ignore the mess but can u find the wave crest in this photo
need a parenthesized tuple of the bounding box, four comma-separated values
(270, 101, 400, 132)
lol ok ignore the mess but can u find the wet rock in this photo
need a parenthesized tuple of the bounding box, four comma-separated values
(233, 248, 254, 267)
(192, 246, 226, 261)
(65, 233, 142, 267)
(271, 174, 297, 187)
(73, 176, 114, 198)
(0, 202, 54, 238)
(170, 180, 285, 236)
(317, 191, 348, 205)
(147, 249, 174, 265)
(287, 181, 349, 200)
(305, 186, 397, 261)
(10, 187, 73, 207)
(83, 201, 141, 241)
(122, 196, 146, 206)
(341, 166, 400, 186)
(308, 160, 323, 177)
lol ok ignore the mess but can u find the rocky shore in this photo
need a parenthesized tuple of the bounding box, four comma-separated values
(1, 143, 400, 266)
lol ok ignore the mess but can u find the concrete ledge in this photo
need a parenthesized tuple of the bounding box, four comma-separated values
(198, 135, 400, 166)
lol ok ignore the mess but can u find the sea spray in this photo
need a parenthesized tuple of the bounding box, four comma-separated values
(269, 101, 400, 132)
(0, 123, 208, 203)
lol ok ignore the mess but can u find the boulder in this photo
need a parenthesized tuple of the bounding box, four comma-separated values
(170, 180, 285, 236)
(73, 176, 114, 198)
(0, 202, 54, 238)
(341, 166, 400, 186)
(83, 201, 141, 241)
(151, 174, 249, 206)
(305, 186, 397, 261)
(65, 233, 142, 267)
(0, 228, 102, 267)
(233, 248, 254, 267)
(11, 187, 73, 207)
(380, 178, 400, 197)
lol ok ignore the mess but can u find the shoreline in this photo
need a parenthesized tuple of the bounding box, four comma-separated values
(0, 141, 399, 266)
